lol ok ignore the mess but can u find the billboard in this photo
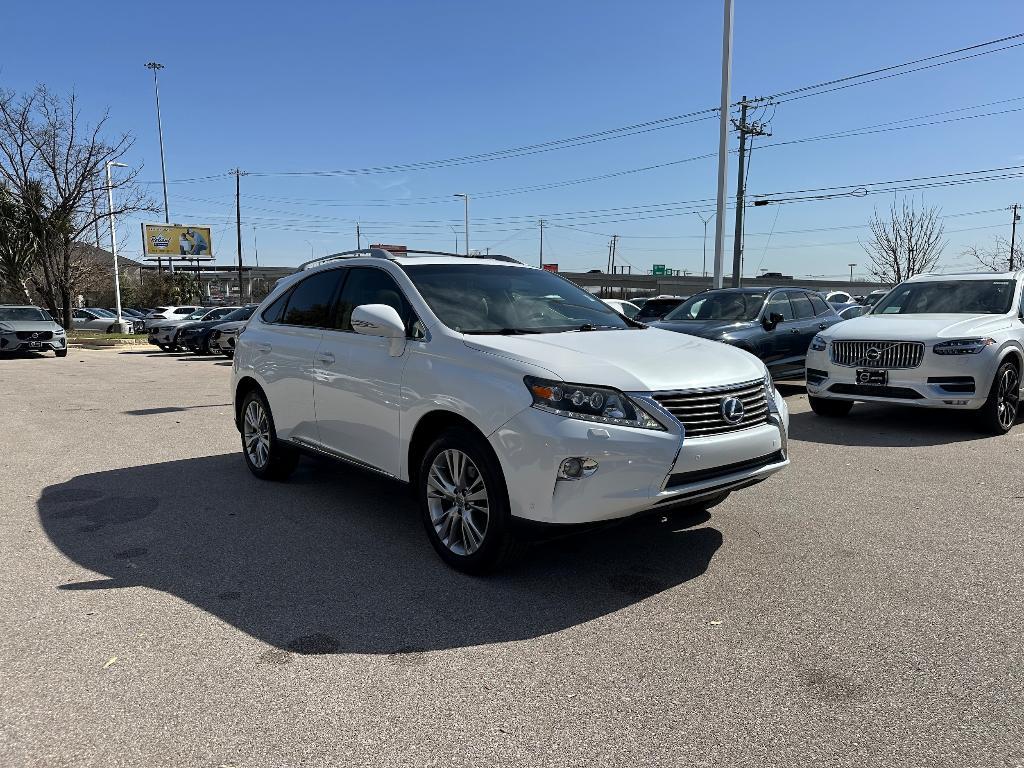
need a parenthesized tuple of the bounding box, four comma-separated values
(541, 263, 559, 272)
(142, 223, 214, 260)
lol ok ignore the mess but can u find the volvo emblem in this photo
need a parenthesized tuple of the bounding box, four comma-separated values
(31, 332, 39, 339)
(865, 347, 881, 361)
(858, 370, 872, 383)
(720, 396, 745, 424)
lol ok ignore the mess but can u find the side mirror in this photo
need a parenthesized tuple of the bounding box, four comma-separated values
(351, 304, 406, 339)
(763, 312, 785, 330)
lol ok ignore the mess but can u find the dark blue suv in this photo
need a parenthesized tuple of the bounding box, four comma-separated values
(650, 287, 843, 379)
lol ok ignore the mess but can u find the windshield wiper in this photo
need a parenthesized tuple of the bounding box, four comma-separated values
(464, 327, 545, 335)
(576, 324, 625, 331)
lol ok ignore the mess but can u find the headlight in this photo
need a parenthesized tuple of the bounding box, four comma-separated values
(52, 326, 65, 335)
(524, 376, 664, 430)
(933, 338, 995, 355)
(809, 334, 828, 352)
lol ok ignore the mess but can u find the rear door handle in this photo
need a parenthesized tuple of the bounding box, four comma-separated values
(255, 343, 272, 353)
(316, 351, 335, 365)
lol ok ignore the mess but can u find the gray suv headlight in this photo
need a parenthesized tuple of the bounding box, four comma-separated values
(933, 338, 995, 355)
(524, 376, 664, 430)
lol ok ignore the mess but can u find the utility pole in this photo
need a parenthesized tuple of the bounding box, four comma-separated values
(538, 219, 545, 268)
(1010, 204, 1020, 271)
(454, 193, 469, 256)
(231, 168, 248, 303)
(610, 234, 619, 284)
(356, 223, 362, 250)
(105, 161, 128, 326)
(731, 96, 771, 288)
(848, 263, 856, 283)
(712, 0, 734, 289)
(145, 62, 170, 276)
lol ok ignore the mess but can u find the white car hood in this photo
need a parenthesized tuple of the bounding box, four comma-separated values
(463, 327, 766, 392)
(829, 313, 1015, 340)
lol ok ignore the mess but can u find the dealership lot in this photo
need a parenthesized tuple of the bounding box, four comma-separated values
(1, 349, 1022, 767)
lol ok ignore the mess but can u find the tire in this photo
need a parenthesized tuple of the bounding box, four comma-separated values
(106, 324, 116, 334)
(157, 343, 174, 352)
(55, 348, 68, 358)
(808, 395, 853, 417)
(417, 427, 517, 574)
(239, 389, 299, 480)
(976, 360, 1020, 435)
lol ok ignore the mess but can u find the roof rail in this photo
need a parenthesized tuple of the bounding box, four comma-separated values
(298, 247, 522, 271)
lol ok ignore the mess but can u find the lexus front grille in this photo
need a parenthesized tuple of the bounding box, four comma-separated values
(830, 340, 924, 369)
(652, 380, 768, 437)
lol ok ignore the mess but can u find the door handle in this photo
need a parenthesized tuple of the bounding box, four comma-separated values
(790, 328, 800, 334)
(255, 343, 272, 353)
(316, 351, 335, 365)
(818, 323, 828, 330)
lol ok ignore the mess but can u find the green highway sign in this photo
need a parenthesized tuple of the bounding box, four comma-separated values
(652, 264, 666, 276)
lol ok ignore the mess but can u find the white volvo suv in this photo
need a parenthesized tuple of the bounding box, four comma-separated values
(805, 271, 1024, 434)
(232, 249, 790, 572)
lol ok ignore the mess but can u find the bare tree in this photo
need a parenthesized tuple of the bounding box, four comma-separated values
(0, 185, 36, 301)
(861, 198, 946, 284)
(0, 86, 154, 326)
(962, 235, 1014, 273)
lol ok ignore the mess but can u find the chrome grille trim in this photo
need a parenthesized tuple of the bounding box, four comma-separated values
(653, 379, 769, 437)
(830, 340, 924, 369)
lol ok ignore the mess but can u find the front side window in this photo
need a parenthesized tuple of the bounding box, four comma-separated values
(404, 264, 631, 334)
(334, 267, 417, 335)
(221, 306, 257, 323)
(763, 292, 794, 321)
(665, 291, 767, 322)
(875, 280, 1017, 315)
(282, 269, 344, 327)
(261, 290, 291, 324)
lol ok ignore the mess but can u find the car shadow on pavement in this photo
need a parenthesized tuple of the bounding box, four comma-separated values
(788, 403, 996, 447)
(39, 454, 721, 656)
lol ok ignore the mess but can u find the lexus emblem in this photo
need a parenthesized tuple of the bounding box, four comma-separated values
(865, 347, 881, 361)
(720, 396, 745, 424)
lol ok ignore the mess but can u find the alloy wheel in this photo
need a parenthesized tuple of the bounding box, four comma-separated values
(243, 400, 271, 469)
(997, 366, 1020, 430)
(426, 449, 490, 555)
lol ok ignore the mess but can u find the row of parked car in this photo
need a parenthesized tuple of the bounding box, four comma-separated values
(141, 305, 258, 356)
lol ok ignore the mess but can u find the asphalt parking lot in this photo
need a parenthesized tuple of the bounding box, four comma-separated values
(1, 348, 1022, 768)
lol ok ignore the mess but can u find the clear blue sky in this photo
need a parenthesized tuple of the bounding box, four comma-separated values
(4, 0, 1022, 277)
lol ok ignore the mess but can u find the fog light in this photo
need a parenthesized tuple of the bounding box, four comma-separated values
(558, 457, 598, 480)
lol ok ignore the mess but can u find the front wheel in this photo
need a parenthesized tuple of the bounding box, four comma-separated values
(240, 389, 299, 480)
(808, 395, 853, 417)
(418, 427, 517, 574)
(55, 348, 68, 358)
(976, 360, 1020, 435)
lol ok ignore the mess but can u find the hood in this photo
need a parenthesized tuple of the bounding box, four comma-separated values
(826, 313, 1015, 341)
(178, 319, 229, 332)
(463, 327, 766, 392)
(0, 320, 62, 333)
(650, 318, 757, 339)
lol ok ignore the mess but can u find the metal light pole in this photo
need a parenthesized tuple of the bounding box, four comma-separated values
(848, 263, 856, 283)
(105, 161, 129, 328)
(304, 239, 314, 259)
(695, 211, 716, 278)
(145, 61, 172, 275)
(712, 0, 734, 289)
(448, 224, 459, 254)
(454, 193, 469, 256)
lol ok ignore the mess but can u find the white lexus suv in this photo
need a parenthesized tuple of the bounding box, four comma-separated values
(806, 271, 1023, 434)
(232, 249, 790, 572)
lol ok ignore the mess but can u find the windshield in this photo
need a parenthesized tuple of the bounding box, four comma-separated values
(874, 280, 1017, 315)
(664, 291, 767, 321)
(220, 306, 256, 323)
(88, 307, 115, 317)
(403, 264, 632, 334)
(0, 307, 48, 322)
(636, 299, 682, 319)
(186, 310, 208, 320)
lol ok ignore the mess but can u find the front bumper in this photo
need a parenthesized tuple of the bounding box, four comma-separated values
(148, 328, 180, 346)
(0, 334, 66, 353)
(806, 347, 995, 410)
(488, 391, 789, 525)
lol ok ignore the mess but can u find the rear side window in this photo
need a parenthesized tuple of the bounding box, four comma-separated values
(809, 294, 830, 315)
(334, 267, 416, 335)
(789, 292, 815, 319)
(281, 270, 344, 327)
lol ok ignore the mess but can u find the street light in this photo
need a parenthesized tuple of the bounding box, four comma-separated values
(145, 62, 172, 275)
(105, 161, 129, 328)
(453, 193, 469, 256)
(448, 224, 459, 254)
(848, 263, 857, 282)
(695, 211, 717, 278)
(304, 239, 314, 259)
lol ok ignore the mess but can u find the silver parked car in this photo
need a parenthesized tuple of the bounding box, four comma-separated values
(0, 305, 69, 357)
(71, 307, 133, 334)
